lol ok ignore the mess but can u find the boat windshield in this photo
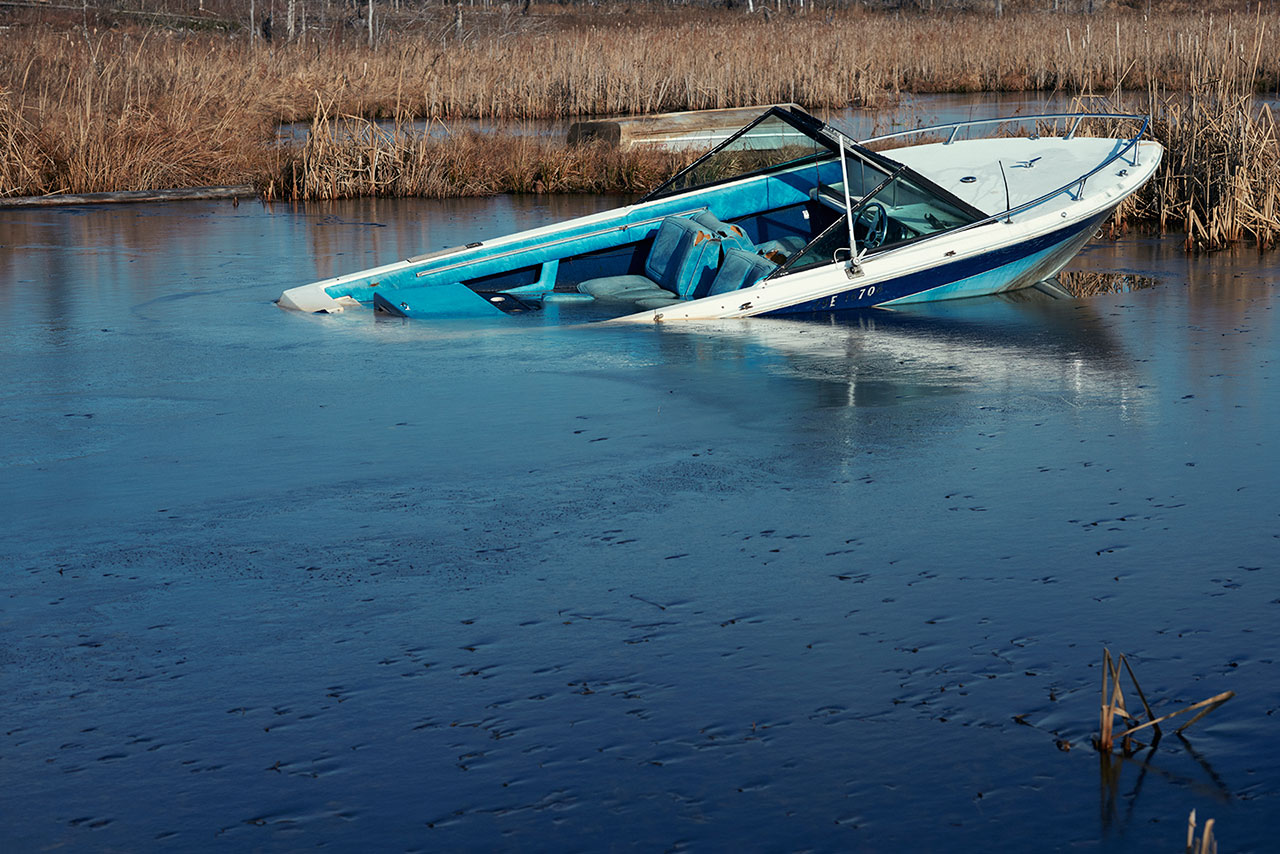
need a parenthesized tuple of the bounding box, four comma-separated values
(641, 110, 839, 201)
(640, 106, 988, 274)
(777, 169, 985, 274)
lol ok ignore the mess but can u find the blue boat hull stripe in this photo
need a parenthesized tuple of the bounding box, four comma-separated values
(762, 209, 1112, 315)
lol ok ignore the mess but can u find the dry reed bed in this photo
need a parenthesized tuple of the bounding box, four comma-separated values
(1104, 24, 1280, 250)
(271, 104, 698, 200)
(3, 9, 1277, 126)
(0, 90, 45, 194)
(1142, 91, 1279, 250)
(1143, 97, 1278, 249)
(1, 7, 1278, 250)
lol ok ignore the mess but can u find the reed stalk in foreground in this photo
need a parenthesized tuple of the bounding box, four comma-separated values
(1186, 810, 1218, 854)
(1095, 649, 1233, 755)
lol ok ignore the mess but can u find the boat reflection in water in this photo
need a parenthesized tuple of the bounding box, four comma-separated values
(647, 283, 1149, 417)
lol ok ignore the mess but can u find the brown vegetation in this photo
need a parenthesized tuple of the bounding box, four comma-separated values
(270, 102, 699, 199)
(0, 3, 1278, 248)
(6, 4, 1276, 126)
(1144, 97, 1279, 251)
(1105, 19, 1280, 249)
(1094, 649, 1233, 755)
(1056, 270, 1160, 297)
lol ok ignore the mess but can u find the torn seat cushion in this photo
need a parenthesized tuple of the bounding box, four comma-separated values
(692, 211, 755, 253)
(755, 234, 808, 261)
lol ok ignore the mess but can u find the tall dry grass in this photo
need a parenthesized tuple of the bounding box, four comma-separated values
(0, 87, 50, 196)
(1, 4, 1278, 251)
(1103, 20, 1280, 249)
(2, 30, 274, 195)
(3, 8, 1277, 126)
(1143, 98, 1279, 250)
(271, 102, 698, 200)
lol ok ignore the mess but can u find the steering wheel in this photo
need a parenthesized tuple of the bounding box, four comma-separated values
(856, 201, 889, 250)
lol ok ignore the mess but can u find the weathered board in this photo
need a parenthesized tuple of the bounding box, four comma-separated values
(567, 104, 800, 150)
(0, 185, 258, 209)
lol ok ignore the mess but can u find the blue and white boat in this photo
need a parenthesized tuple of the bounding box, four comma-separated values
(276, 106, 1162, 321)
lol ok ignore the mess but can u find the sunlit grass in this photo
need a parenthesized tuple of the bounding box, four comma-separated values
(1, 5, 1277, 246)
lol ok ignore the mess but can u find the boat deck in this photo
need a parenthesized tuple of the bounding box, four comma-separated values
(889, 136, 1160, 217)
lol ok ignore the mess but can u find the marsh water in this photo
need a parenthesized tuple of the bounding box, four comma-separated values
(2, 192, 1279, 853)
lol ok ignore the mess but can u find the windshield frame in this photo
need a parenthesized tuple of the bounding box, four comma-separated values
(641, 107, 985, 221)
(639, 107, 845, 203)
(637, 105, 993, 277)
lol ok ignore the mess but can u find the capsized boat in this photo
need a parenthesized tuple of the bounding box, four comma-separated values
(276, 106, 1162, 321)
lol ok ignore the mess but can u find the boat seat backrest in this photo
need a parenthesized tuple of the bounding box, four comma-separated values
(644, 216, 719, 298)
(708, 248, 778, 296)
(691, 210, 755, 253)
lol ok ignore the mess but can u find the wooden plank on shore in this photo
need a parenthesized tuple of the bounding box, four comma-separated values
(568, 104, 801, 150)
(0, 185, 259, 209)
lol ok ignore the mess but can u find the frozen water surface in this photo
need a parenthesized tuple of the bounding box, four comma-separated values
(2, 196, 1279, 852)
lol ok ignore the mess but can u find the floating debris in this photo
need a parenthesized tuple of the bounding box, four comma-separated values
(1056, 271, 1162, 298)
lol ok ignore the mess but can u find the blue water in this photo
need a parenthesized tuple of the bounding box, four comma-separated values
(2, 196, 1279, 852)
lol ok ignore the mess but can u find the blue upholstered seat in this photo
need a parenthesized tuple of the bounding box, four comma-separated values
(576, 213, 790, 313)
(578, 274, 668, 300)
(708, 248, 778, 296)
(632, 249, 777, 312)
(578, 216, 719, 302)
(693, 209, 808, 263)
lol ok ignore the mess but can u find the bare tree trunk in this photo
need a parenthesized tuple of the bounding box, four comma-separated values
(287, 0, 295, 40)
(367, 0, 374, 48)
